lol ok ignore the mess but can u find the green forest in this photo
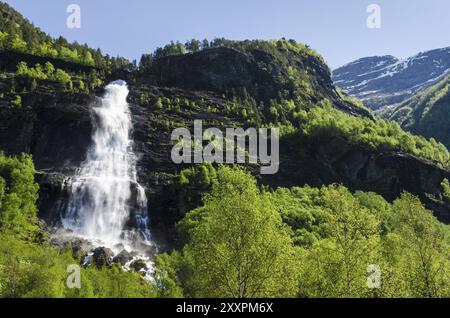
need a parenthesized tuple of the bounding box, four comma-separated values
(385, 75, 450, 150)
(1, 155, 449, 298)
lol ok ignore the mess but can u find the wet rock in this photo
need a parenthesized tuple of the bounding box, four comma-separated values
(114, 243, 125, 251)
(130, 259, 148, 272)
(49, 233, 93, 260)
(112, 249, 132, 266)
(92, 247, 114, 268)
(71, 239, 94, 260)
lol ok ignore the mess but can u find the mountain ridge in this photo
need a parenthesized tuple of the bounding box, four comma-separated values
(333, 47, 450, 110)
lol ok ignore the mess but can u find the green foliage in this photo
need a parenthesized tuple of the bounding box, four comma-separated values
(389, 193, 450, 297)
(153, 252, 184, 298)
(163, 166, 299, 298)
(294, 101, 450, 167)
(72, 265, 156, 298)
(0, 2, 107, 68)
(10, 34, 27, 52)
(16, 62, 48, 79)
(77, 79, 86, 92)
(44, 61, 55, 76)
(15, 61, 74, 91)
(441, 179, 450, 202)
(139, 54, 153, 73)
(0, 234, 157, 298)
(58, 47, 80, 63)
(386, 75, 450, 150)
(270, 184, 450, 297)
(10, 95, 22, 108)
(139, 92, 150, 107)
(178, 162, 217, 189)
(54, 69, 73, 90)
(294, 185, 382, 297)
(159, 166, 450, 298)
(0, 30, 7, 49)
(184, 39, 201, 53)
(0, 236, 70, 297)
(36, 41, 58, 58)
(153, 41, 186, 59)
(154, 98, 163, 109)
(88, 70, 103, 90)
(0, 153, 38, 239)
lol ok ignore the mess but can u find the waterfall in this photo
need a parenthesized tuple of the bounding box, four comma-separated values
(63, 80, 150, 251)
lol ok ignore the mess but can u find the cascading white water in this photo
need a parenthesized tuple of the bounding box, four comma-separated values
(63, 80, 150, 251)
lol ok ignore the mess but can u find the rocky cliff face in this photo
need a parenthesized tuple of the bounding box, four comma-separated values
(0, 77, 96, 222)
(333, 47, 450, 110)
(147, 46, 371, 117)
(265, 134, 450, 223)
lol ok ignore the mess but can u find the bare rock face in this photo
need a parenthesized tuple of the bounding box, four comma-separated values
(264, 134, 450, 223)
(0, 85, 94, 171)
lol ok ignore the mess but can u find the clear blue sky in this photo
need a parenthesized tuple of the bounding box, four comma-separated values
(3, 0, 450, 68)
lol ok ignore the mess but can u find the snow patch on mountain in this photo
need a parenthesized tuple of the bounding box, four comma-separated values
(333, 47, 450, 110)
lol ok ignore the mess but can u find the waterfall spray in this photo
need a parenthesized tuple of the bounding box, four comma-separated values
(63, 80, 150, 251)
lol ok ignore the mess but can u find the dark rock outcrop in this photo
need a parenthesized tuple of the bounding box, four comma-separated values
(264, 134, 450, 223)
(92, 247, 114, 268)
(49, 231, 94, 260)
(130, 259, 148, 272)
(0, 78, 96, 226)
(112, 249, 133, 266)
(0, 80, 94, 170)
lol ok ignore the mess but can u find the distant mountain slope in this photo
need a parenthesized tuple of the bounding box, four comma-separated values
(383, 75, 450, 149)
(333, 47, 450, 109)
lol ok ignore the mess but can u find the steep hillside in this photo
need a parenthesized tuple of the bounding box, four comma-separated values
(1, 2, 450, 246)
(333, 47, 450, 109)
(383, 75, 450, 149)
(0, 2, 107, 68)
(145, 41, 370, 117)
